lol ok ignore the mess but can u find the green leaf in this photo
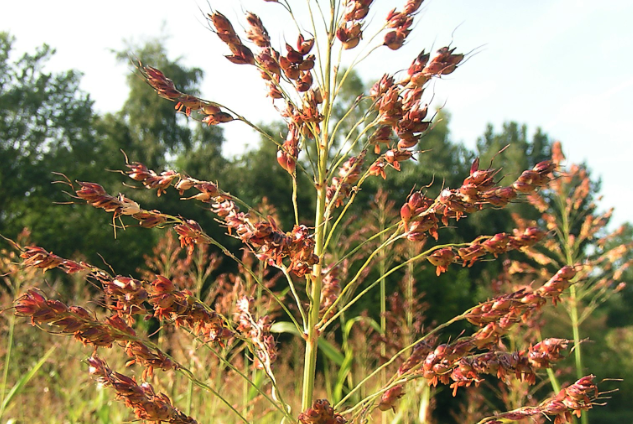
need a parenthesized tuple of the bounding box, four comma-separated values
(0, 346, 56, 413)
(333, 353, 354, 402)
(248, 370, 266, 401)
(332, 316, 381, 402)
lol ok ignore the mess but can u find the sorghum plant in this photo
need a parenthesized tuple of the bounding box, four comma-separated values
(501, 141, 629, 423)
(7, 1, 609, 423)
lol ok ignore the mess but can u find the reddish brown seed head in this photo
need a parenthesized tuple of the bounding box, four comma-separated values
(245, 12, 270, 47)
(378, 385, 405, 412)
(384, 29, 408, 50)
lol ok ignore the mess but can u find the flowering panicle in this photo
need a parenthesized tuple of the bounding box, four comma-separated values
(399, 158, 556, 244)
(280, 92, 324, 139)
(15, 289, 177, 377)
(298, 399, 347, 424)
(212, 194, 318, 276)
(421, 47, 464, 77)
(235, 296, 278, 371)
(448, 342, 569, 395)
(20, 245, 85, 274)
(211, 9, 318, 100)
(126, 161, 226, 203)
(391, 266, 577, 397)
(217, 200, 317, 276)
(76, 181, 142, 214)
(425, 227, 547, 276)
(9, 2, 614, 422)
(534, 265, 577, 304)
(245, 12, 270, 48)
(366, 46, 463, 159)
(18, 245, 232, 346)
(383, 0, 424, 50)
(277, 122, 300, 174)
(326, 151, 365, 208)
(20, 245, 150, 321)
(124, 161, 319, 276)
(149, 275, 232, 345)
(73, 180, 168, 228)
(87, 355, 197, 424)
(208, 11, 255, 65)
(481, 375, 598, 424)
(319, 265, 342, 320)
(395, 336, 571, 397)
(280, 36, 316, 91)
(336, 0, 373, 50)
(174, 219, 210, 254)
(140, 65, 233, 125)
(101, 275, 149, 318)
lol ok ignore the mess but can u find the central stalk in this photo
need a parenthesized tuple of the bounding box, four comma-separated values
(301, 6, 336, 409)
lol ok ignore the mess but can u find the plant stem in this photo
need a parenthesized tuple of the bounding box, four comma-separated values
(0, 310, 15, 421)
(378, 202, 387, 424)
(301, 162, 327, 412)
(0, 277, 20, 422)
(557, 183, 587, 424)
(301, 1, 336, 410)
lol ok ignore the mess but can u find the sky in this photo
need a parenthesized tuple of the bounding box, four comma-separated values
(1, 0, 632, 226)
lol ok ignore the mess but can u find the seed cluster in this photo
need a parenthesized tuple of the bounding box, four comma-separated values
(299, 399, 347, 424)
(88, 355, 198, 424)
(483, 375, 598, 424)
(18, 247, 233, 348)
(217, 201, 319, 277)
(235, 296, 278, 371)
(394, 266, 577, 394)
(124, 162, 320, 277)
(74, 180, 167, 228)
(140, 66, 233, 126)
(15, 289, 177, 378)
(368, 45, 464, 158)
(426, 227, 547, 276)
(149, 275, 231, 345)
(326, 151, 366, 208)
(400, 158, 556, 243)
(383, 0, 424, 50)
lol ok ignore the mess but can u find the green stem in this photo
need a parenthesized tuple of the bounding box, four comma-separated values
(281, 267, 308, 330)
(301, 170, 327, 412)
(556, 184, 586, 424)
(186, 341, 196, 415)
(0, 278, 20, 421)
(243, 346, 250, 418)
(292, 176, 300, 226)
(378, 207, 387, 424)
(301, 2, 336, 411)
(0, 309, 16, 421)
(569, 285, 584, 379)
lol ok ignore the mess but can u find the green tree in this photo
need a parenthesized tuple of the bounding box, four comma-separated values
(0, 33, 119, 264)
(113, 39, 206, 169)
(91, 39, 228, 274)
(224, 122, 315, 229)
